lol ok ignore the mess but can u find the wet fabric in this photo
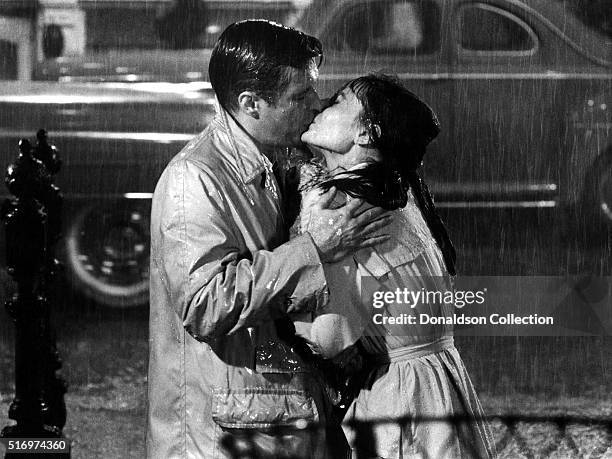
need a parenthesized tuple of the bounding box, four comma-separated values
(344, 343, 495, 458)
(146, 103, 334, 459)
(292, 162, 496, 458)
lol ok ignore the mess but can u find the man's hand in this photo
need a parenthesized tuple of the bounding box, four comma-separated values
(305, 187, 393, 263)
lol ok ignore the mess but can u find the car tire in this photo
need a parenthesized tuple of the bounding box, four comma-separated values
(64, 201, 150, 308)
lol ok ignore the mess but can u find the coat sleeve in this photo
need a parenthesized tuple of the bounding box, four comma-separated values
(150, 158, 329, 341)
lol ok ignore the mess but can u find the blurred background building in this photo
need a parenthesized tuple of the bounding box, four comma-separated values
(0, 0, 318, 80)
(1, 0, 609, 80)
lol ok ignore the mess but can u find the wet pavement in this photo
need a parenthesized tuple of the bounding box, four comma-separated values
(0, 294, 148, 458)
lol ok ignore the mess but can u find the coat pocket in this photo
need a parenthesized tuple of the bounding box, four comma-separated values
(211, 387, 319, 429)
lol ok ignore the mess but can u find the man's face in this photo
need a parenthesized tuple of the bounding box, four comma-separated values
(257, 62, 321, 148)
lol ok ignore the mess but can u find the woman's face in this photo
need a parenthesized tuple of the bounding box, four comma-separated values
(300, 87, 364, 153)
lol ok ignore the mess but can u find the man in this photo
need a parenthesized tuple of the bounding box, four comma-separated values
(147, 20, 390, 458)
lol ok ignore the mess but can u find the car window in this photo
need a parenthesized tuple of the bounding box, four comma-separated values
(324, 0, 441, 55)
(459, 4, 536, 53)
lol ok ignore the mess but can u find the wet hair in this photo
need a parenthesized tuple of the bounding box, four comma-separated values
(209, 19, 322, 112)
(320, 74, 457, 275)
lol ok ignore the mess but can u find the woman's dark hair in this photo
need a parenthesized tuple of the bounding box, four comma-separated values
(209, 19, 323, 112)
(320, 74, 456, 275)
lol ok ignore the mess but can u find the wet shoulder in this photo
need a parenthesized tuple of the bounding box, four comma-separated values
(165, 122, 239, 177)
(354, 199, 439, 277)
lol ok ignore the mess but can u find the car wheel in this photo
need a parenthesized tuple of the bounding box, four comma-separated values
(64, 201, 150, 308)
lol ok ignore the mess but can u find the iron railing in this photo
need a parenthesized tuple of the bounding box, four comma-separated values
(219, 413, 612, 458)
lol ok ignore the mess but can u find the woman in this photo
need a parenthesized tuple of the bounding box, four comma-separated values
(292, 74, 496, 458)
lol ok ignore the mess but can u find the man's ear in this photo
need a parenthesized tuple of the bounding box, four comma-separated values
(237, 91, 260, 119)
(354, 123, 380, 147)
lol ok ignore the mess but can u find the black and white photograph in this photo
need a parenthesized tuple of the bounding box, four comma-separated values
(0, 0, 610, 457)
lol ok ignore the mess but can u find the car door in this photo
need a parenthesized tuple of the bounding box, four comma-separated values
(314, 0, 454, 193)
(449, 0, 560, 207)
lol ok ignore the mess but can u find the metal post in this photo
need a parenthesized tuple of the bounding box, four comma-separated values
(1, 130, 69, 457)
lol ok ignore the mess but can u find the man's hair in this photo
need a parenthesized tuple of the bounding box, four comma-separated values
(209, 19, 322, 112)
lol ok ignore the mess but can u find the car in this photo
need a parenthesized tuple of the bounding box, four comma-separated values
(3, 0, 610, 307)
(0, 81, 216, 307)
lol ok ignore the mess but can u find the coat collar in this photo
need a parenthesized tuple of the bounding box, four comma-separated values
(211, 99, 277, 185)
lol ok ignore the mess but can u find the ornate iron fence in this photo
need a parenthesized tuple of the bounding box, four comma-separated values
(219, 414, 612, 458)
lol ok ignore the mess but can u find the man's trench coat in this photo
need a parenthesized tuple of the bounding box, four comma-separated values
(146, 106, 331, 458)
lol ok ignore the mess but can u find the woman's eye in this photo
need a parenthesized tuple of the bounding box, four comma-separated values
(327, 97, 339, 108)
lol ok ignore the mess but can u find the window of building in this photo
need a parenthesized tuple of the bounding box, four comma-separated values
(0, 40, 17, 80)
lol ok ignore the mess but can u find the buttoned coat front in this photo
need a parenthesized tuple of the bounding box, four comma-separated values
(146, 106, 330, 459)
